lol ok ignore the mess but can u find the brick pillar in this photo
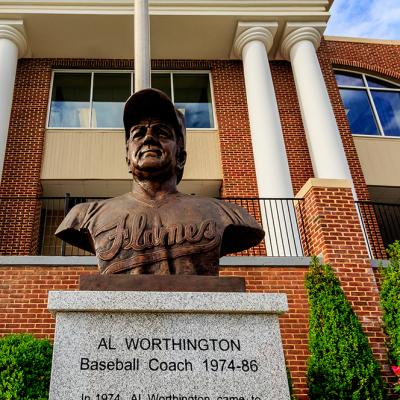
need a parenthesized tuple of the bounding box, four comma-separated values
(297, 178, 389, 373)
(0, 59, 51, 255)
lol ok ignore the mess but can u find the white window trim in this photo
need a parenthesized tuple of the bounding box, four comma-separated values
(47, 69, 217, 131)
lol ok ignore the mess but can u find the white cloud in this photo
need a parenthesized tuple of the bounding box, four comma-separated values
(326, 0, 400, 40)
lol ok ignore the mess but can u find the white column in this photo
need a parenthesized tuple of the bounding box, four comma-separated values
(0, 21, 27, 183)
(281, 26, 352, 181)
(280, 26, 374, 256)
(134, 0, 151, 91)
(234, 23, 294, 199)
(233, 23, 302, 256)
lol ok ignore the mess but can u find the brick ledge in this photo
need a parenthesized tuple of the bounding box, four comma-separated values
(0, 256, 312, 267)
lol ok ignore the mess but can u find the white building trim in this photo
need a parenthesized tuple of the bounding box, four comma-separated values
(0, 20, 28, 182)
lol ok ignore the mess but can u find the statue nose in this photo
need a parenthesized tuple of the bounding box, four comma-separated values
(143, 128, 158, 144)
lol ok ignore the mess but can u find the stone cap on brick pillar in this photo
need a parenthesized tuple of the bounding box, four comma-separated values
(295, 178, 353, 199)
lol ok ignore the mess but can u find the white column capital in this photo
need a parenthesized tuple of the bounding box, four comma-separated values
(0, 20, 28, 58)
(232, 22, 278, 59)
(280, 23, 325, 61)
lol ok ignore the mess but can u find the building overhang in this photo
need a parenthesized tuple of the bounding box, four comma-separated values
(0, 0, 333, 59)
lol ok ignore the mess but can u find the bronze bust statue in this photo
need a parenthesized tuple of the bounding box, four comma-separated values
(56, 89, 264, 275)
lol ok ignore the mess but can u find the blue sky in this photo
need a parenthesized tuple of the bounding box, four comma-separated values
(326, 0, 400, 40)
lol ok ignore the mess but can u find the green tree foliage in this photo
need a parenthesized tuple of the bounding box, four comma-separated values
(305, 257, 385, 400)
(0, 334, 52, 400)
(380, 241, 400, 365)
(380, 241, 400, 393)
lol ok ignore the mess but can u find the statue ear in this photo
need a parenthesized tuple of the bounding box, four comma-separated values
(177, 150, 187, 169)
(126, 143, 132, 174)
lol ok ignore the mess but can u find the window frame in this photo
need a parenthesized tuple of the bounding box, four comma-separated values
(46, 69, 217, 131)
(335, 68, 400, 138)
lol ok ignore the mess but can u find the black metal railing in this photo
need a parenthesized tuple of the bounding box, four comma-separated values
(1, 196, 309, 257)
(221, 197, 308, 257)
(356, 201, 400, 259)
(38, 196, 106, 256)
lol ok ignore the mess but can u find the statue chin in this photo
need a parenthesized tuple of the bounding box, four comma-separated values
(132, 164, 175, 181)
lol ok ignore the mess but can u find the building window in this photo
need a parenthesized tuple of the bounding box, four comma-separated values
(48, 71, 215, 129)
(335, 70, 400, 137)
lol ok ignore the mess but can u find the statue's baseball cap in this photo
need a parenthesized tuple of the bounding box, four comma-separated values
(123, 88, 186, 145)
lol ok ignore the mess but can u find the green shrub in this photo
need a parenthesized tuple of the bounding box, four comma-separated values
(305, 257, 385, 400)
(379, 241, 400, 392)
(0, 334, 52, 400)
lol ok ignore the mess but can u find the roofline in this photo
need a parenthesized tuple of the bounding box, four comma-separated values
(324, 35, 400, 46)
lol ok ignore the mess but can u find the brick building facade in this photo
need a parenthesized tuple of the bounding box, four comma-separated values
(0, 2, 400, 398)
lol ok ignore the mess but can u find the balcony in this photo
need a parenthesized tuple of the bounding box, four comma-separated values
(1, 196, 398, 260)
(0, 196, 308, 258)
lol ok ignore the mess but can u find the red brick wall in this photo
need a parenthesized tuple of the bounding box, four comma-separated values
(300, 184, 390, 379)
(271, 62, 314, 195)
(2, 41, 400, 253)
(1, 41, 399, 396)
(211, 61, 259, 197)
(317, 39, 400, 201)
(221, 266, 310, 400)
(0, 59, 52, 255)
(212, 59, 315, 197)
(0, 266, 97, 337)
(0, 59, 51, 196)
(212, 40, 400, 200)
(0, 59, 261, 254)
(0, 265, 310, 399)
(321, 39, 400, 81)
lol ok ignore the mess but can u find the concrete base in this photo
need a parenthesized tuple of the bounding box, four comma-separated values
(48, 291, 290, 400)
(79, 275, 246, 292)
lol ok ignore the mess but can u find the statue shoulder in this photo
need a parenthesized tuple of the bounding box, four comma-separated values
(54, 193, 134, 253)
(56, 201, 96, 232)
(54, 200, 100, 254)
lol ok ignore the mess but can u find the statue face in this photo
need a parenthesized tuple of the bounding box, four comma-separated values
(127, 119, 179, 180)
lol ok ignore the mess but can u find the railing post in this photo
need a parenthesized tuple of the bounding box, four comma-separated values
(355, 202, 374, 259)
(297, 198, 310, 256)
(61, 193, 70, 256)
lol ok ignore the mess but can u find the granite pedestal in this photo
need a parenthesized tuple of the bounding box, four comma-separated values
(48, 291, 290, 400)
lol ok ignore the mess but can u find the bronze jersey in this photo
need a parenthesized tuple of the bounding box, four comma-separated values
(56, 192, 264, 275)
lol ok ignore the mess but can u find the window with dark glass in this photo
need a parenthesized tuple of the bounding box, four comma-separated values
(92, 73, 131, 128)
(151, 73, 171, 99)
(335, 70, 400, 137)
(151, 72, 214, 129)
(48, 71, 215, 129)
(49, 73, 92, 128)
